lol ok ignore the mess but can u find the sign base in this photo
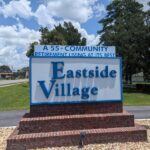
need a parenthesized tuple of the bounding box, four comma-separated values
(30, 101, 123, 116)
(7, 102, 147, 150)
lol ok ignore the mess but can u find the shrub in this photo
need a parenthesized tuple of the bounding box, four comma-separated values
(136, 84, 150, 93)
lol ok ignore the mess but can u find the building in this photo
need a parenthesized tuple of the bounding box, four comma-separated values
(132, 72, 144, 82)
(0, 72, 13, 79)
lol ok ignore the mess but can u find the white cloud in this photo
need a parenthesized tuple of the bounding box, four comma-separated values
(72, 22, 99, 46)
(34, 0, 102, 45)
(0, 24, 40, 69)
(0, 0, 104, 69)
(35, 0, 106, 26)
(0, 21, 100, 69)
(34, 4, 56, 28)
(93, 3, 106, 18)
(46, 0, 93, 23)
(61, 20, 100, 45)
(136, 0, 150, 11)
(0, 0, 33, 19)
(0, 46, 28, 70)
(0, 0, 5, 6)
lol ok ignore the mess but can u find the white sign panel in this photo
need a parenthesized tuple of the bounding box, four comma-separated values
(30, 57, 122, 104)
(34, 45, 116, 58)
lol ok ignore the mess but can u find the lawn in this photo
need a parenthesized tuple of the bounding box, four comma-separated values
(0, 83, 29, 111)
(0, 83, 150, 111)
(124, 92, 150, 106)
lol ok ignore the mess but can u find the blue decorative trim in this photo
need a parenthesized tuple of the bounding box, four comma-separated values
(31, 100, 122, 105)
(120, 57, 124, 101)
(29, 57, 32, 106)
(30, 56, 119, 59)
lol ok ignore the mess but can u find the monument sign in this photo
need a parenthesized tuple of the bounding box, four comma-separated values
(30, 57, 122, 104)
(7, 45, 147, 150)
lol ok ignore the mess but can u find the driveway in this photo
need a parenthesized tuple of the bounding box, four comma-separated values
(0, 79, 28, 87)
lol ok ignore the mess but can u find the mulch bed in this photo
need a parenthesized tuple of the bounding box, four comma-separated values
(0, 120, 150, 150)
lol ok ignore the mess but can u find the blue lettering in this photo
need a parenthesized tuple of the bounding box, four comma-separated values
(67, 70, 74, 78)
(81, 87, 90, 99)
(72, 88, 80, 96)
(38, 80, 56, 98)
(110, 70, 117, 78)
(100, 65, 108, 78)
(43, 45, 48, 51)
(51, 62, 65, 79)
(91, 87, 98, 95)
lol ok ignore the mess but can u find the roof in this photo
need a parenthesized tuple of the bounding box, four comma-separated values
(0, 73, 13, 75)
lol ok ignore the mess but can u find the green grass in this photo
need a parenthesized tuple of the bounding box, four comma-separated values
(0, 83, 29, 111)
(123, 83, 150, 106)
(132, 82, 150, 85)
(123, 90, 150, 106)
(0, 83, 150, 111)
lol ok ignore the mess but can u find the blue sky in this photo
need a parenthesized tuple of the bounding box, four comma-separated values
(0, 0, 149, 69)
(0, 0, 110, 34)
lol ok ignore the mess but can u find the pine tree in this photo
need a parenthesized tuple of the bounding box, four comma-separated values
(98, 0, 149, 83)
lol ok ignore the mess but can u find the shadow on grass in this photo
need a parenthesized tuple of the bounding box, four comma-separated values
(123, 88, 150, 94)
(123, 88, 140, 93)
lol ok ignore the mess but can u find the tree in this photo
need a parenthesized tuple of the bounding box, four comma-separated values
(26, 42, 38, 57)
(16, 67, 29, 79)
(55, 22, 86, 45)
(0, 65, 12, 73)
(26, 22, 86, 57)
(39, 27, 66, 45)
(98, 0, 149, 83)
(143, 1, 150, 81)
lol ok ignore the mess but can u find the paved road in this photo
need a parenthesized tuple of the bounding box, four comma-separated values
(124, 106, 150, 119)
(0, 79, 28, 87)
(0, 106, 150, 127)
(0, 110, 28, 127)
